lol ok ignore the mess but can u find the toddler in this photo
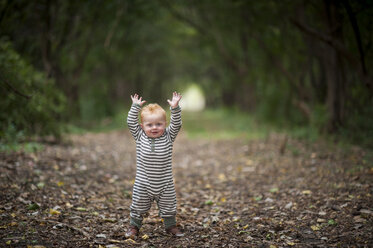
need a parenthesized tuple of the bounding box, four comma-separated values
(125, 92, 183, 238)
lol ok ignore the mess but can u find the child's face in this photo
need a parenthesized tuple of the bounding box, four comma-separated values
(141, 113, 166, 138)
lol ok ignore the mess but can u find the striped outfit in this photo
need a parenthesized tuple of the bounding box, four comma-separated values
(127, 104, 182, 228)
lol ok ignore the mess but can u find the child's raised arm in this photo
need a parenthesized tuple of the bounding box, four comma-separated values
(131, 94, 146, 106)
(127, 94, 146, 140)
(167, 92, 182, 142)
(167, 92, 182, 109)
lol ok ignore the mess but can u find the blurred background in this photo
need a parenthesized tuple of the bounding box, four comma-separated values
(1, 0, 372, 148)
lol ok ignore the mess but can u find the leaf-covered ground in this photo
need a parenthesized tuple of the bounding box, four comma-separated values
(1, 130, 373, 247)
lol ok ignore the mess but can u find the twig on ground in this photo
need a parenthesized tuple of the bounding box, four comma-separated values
(44, 219, 91, 238)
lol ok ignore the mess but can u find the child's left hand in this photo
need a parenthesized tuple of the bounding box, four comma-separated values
(167, 92, 182, 109)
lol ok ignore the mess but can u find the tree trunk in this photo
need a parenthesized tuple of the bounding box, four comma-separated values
(324, 0, 346, 133)
(236, 77, 256, 112)
(40, 0, 53, 79)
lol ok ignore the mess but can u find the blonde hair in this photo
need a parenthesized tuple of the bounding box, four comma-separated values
(140, 104, 166, 123)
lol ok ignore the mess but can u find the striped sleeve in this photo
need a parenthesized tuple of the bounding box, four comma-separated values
(168, 106, 182, 142)
(127, 104, 142, 140)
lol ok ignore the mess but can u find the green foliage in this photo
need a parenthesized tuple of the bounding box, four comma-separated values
(256, 81, 295, 125)
(182, 108, 268, 140)
(0, 40, 66, 144)
(0, 0, 372, 150)
(338, 104, 373, 149)
(67, 106, 127, 134)
(287, 104, 328, 142)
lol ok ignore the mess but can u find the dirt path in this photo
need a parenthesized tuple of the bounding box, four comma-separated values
(1, 130, 372, 247)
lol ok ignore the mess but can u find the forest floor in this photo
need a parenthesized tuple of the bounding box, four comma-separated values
(1, 130, 373, 247)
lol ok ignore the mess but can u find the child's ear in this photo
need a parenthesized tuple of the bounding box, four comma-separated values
(140, 123, 143, 129)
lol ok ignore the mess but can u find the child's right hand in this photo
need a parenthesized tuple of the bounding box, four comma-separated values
(131, 94, 146, 106)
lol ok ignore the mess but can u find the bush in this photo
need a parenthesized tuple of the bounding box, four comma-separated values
(0, 40, 66, 144)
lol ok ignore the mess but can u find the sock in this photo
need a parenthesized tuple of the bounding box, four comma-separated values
(130, 217, 142, 228)
(163, 216, 176, 229)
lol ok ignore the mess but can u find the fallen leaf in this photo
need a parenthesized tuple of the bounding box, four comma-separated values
(254, 196, 262, 201)
(354, 216, 366, 223)
(18, 197, 31, 204)
(27, 203, 40, 210)
(253, 217, 261, 222)
(360, 209, 373, 215)
(108, 239, 121, 243)
(246, 159, 254, 166)
(103, 218, 116, 223)
(270, 188, 279, 193)
(96, 233, 106, 239)
(285, 202, 293, 209)
(311, 225, 320, 231)
(142, 234, 149, 240)
(37, 182, 45, 189)
(328, 219, 337, 225)
(243, 167, 255, 172)
(265, 198, 274, 203)
(317, 218, 326, 223)
(125, 238, 138, 244)
(218, 173, 226, 181)
(49, 209, 61, 215)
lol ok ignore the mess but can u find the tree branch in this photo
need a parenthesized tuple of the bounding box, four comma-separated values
(158, 0, 205, 34)
(342, 0, 367, 74)
(290, 18, 373, 91)
(56, 0, 77, 52)
(290, 18, 357, 64)
(160, 0, 244, 75)
(0, 71, 32, 99)
(44, 220, 91, 238)
(104, 2, 127, 48)
(251, 34, 312, 120)
(0, 0, 12, 24)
